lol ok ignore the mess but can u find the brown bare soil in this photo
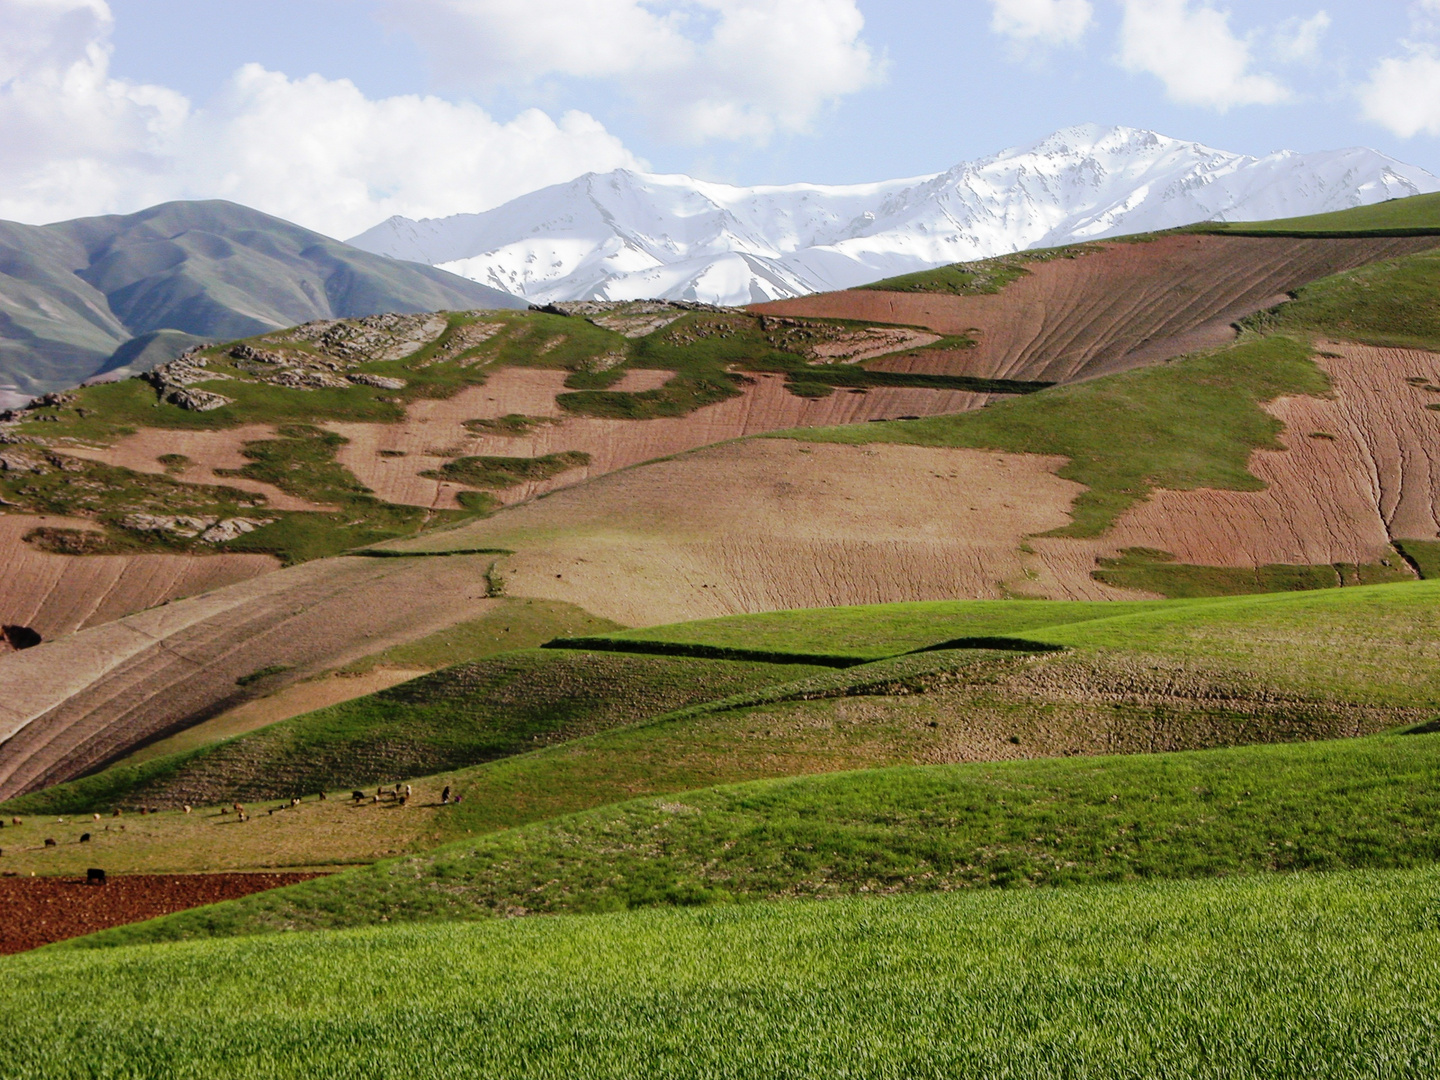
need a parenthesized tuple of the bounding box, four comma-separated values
(753, 235, 1440, 383)
(0, 513, 279, 640)
(0, 873, 321, 953)
(0, 561, 500, 801)
(58, 425, 333, 511)
(329, 369, 991, 509)
(1028, 343, 1440, 578)
(395, 439, 1102, 626)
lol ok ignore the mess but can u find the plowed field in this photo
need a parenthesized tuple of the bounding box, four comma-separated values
(0, 514, 278, 640)
(387, 439, 1119, 627)
(1028, 343, 1440, 577)
(754, 235, 1440, 383)
(0, 873, 320, 953)
(329, 369, 990, 509)
(0, 559, 500, 801)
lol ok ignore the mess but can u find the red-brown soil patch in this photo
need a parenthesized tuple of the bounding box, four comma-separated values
(59, 425, 332, 512)
(1023, 342, 1440, 587)
(0, 873, 320, 953)
(753, 235, 1440, 383)
(330, 369, 991, 509)
(0, 513, 279, 641)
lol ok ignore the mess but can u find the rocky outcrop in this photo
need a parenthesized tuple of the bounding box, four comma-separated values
(120, 515, 273, 543)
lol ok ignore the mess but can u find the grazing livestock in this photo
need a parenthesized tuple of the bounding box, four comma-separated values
(183, 806, 191, 814)
(318, 791, 327, 801)
(11, 818, 21, 826)
(79, 833, 90, 843)
(352, 791, 365, 803)
(43, 838, 56, 847)
(92, 814, 100, 822)
(87, 868, 106, 885)
(442, 786, 451, 804)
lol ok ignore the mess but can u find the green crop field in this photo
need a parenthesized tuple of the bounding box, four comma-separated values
(7, 866, 1440, 1078)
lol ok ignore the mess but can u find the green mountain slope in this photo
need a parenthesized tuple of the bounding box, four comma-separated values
(0, 200, 523, 401)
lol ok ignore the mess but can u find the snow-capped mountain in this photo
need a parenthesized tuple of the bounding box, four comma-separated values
(347, 125, 1440, 307)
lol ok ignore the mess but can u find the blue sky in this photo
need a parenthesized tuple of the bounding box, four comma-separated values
(5, 1, 1440, 237)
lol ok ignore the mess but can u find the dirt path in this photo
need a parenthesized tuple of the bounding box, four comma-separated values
(754, 235, 1440, 383)
(0, 514, 279, 640)
(0, 873, 322, 953)
(329, 369, 992, 509)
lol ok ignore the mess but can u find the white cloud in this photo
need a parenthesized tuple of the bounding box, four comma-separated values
(0, 0, 641, 236)
(1272, 11, 1331, 64)
(383, 0, 882, 143)
(988, 0, 1094, 45)
(1359, 49, 1440, 138)
(1117, 0, 1290, 110)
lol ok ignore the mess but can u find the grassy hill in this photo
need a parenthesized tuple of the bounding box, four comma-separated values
(1203, 191, 1440, 235)
(5, 866, 1437, 1079)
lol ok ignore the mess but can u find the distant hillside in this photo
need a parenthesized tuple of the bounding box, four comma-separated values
(0, 201, 524, 404)
(347, 125, 1439, 306)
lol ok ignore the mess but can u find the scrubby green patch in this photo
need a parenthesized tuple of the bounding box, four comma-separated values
(14, 868, 1440, 1078)
(461, 414, 556, 436)
(856, 245, 1093, 295)
(781, 335, 1330, 536)
(1396, 539, 1440, 579)
(1092, 546, 1414, 597)
(1245, 245, 1440, 350)
(2, 651, 824, 816)
(67, 732, 1440, 944)
(156, 453, 189, 474)
(0, 451, 269, 555)
(422, 450, 590, 490)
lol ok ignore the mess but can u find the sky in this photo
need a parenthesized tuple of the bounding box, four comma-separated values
(4, 0, 1440, 239)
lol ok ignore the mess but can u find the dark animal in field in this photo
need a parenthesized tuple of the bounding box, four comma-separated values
(87, 868, 106, 885)
(79, 833, 90, 843)
(442, 786, 451, 804)
(352, 791, 365, 803)
(318, 791, 327, 801)
(43, 838, 56, 847)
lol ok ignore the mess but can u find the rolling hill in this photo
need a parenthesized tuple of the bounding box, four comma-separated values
(0, 200, 522, 404)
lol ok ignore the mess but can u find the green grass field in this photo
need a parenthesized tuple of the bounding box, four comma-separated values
(72, 729, 1440, 946)
(2, 651, 825, 817)
(7, 866, 1440, 1078)
(1202, 191, 1440, 235)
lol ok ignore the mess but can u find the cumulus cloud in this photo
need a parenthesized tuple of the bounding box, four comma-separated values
(1117, 0, 1290, 110)
(383, 0, 881, 143)
(1359, 50, 1440, 138)
(988, 0, 1094, 46)
(0, 0, 641, 236)
(1358, 2, 1440, 138)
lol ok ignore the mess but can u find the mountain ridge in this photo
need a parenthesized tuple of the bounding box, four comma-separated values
(348, 124, 1440, 306)
(0, 200, 525, 405)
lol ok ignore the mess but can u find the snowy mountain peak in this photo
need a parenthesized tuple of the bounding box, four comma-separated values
(348, 126, 1440, 307)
